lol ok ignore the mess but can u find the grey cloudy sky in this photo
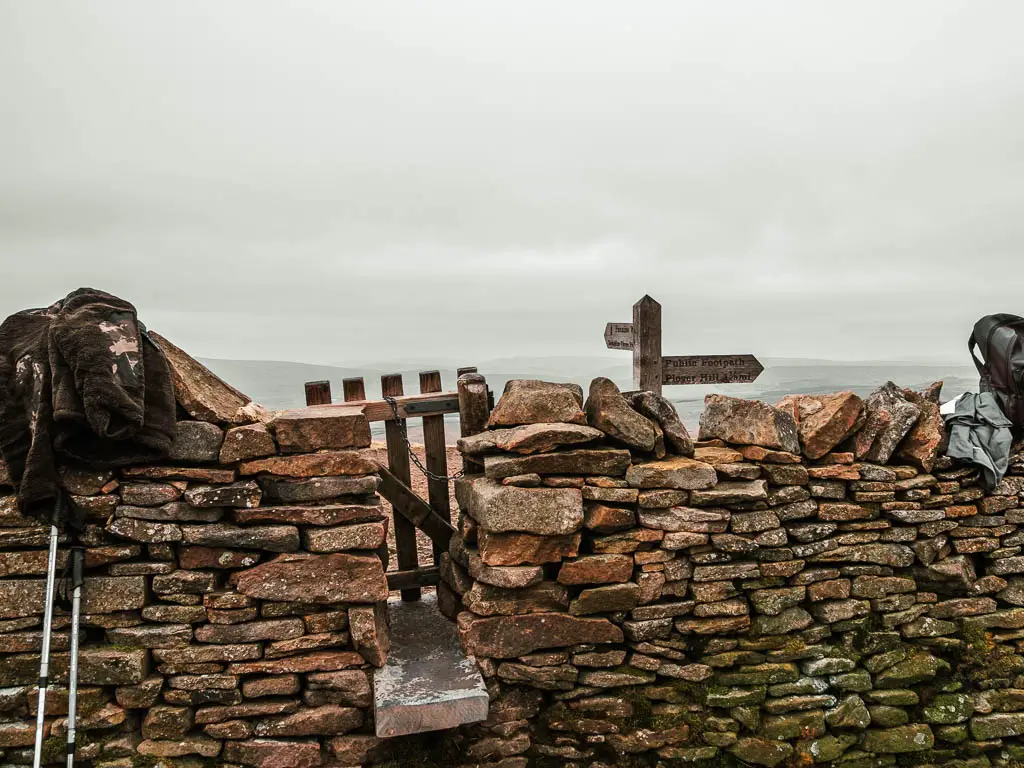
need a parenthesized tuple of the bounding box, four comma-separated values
(1, 1, 1022, 366)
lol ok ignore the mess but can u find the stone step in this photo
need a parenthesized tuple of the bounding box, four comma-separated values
(373, 592, 489, 738)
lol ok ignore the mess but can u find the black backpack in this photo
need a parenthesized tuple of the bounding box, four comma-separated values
(969, 313, 1024, 429)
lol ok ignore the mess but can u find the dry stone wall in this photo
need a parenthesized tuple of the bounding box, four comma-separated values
(0, 365, 391, 766)
(443, 377, 1024, 768)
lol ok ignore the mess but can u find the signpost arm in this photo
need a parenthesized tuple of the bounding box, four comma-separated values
(633, 295, 662, 395)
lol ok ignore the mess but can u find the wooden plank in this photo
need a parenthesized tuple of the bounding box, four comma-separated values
(304, 380, 332, 406)
(457, 366, 478, 377)
(420, 370, 451, 565)
(327, 391, 460, 422)
(457, 373, 490, 475)
(662, 354, 765, 385)
(386, 567, 441, 591)
(378, 467, 455, 546)
(633, 295, 662, 395)
(604, 322, 633, 350)
(342, 377, 366, 402)
(382, 374, 419, 602)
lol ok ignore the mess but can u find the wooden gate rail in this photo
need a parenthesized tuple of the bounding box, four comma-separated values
(304, 367, 490, 602)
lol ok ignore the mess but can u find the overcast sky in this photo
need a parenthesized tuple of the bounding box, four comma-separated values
(1, 1, 1022, 366)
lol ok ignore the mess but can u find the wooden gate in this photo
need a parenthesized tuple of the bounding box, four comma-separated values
(303, 369, 491, 602)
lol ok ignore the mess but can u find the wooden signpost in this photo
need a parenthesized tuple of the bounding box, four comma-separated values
(605, 295, 764, 395)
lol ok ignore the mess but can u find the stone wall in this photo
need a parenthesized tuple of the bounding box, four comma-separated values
(0, 352, 391, 766)
(6, 351, 1024, 768)
(443, 377, 1024, 768)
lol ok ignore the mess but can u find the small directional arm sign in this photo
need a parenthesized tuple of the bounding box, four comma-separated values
(604, 323, 633, 350)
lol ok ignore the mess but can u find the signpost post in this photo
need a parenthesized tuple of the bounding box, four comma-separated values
(605, 295, 764, 395)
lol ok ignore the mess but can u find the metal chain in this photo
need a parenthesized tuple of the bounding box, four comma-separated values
(383, 394, 465, 482)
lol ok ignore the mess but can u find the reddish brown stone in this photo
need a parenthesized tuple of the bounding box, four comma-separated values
(106, 517, 182, 543)
(106, 624, 192, 649)
(115, 676, 164, 709)
(303, 522, 387, 552)
(235, 553, 387, 604)
(239, 450, 378, 477)
(254, 704, 363, 737)
(222, 738, 323, 768)
(136, 737, 224, 759)
(258, 475, 379, 502)
(776, 392, 865, 460)
(306, 670, 372, 708)
(242, 675, 301, 698)
(195, 618, 305, 644)
(458, 423, 603, 456)
(488, 380, 586, 427)
(181, 522, 297, 551)
(807, 465, 861, 480)
(194, 699, 299, 725)
(150, 330, 256, 423)
(557, 554, 634, 585)
(179, 546, 260, 570)
(269, 406, 371, 452)
(142, 705, 193, 739)
(349, 603, 390, 666)
(234, 503, 384, 526)
(265, 632, 349, 660)
(591, 528, 663, 554)
(584, 503, 636, 533)
(0, 576, 145, 618)
(625, 456, 718, 490)
(692, 446, 745, 465)
(121, 465, 237, 483)
(478, 531, 581, 566)
(895, 389, 947, 472)
(153, 644, 262, 665)
(70, 494, 119, 520)
(220, 422, 277, 463)
(204, 720, 253, 739)
(228, 651, 366, 675)
(584, 377, 657, 451)
(699, 395, 799, 453)
(739, 445, 802, 464)
(458, 612, 623, 658)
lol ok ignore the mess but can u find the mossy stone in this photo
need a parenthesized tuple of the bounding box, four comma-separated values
(922, 693, 973, 724)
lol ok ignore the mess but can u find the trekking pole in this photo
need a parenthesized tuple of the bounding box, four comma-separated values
(32, 501, 62, 768)
(64, 545, 84, 768)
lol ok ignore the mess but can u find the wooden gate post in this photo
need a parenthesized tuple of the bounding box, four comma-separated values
(632, 295, 662, 395)
(342, 377, 366, 402)
(419, 370, 452, 565)
(457, 373, 490, 475)
(304, 380, 332, 406)
(382, 373, 420, 602)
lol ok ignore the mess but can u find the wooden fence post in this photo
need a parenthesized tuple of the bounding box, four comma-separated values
(458, 372, 490, 475)
(304, 380, 332, 406)
(419, 370, 452, 565)
(382, 373, 420, 601)
(342, 377, 366, 402)
(633, 294, 662, 395)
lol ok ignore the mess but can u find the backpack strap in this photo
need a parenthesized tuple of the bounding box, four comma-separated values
(969, 330, 987, 377)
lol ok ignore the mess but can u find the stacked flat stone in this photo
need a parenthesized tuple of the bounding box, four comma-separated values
(447, 378, 1024, 768)
(0, 367, 389, 766)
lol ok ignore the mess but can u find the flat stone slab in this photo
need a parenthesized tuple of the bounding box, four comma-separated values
(373, 593, 488, 738)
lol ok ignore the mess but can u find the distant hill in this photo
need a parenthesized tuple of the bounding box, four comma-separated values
(200, 355, 980, 440)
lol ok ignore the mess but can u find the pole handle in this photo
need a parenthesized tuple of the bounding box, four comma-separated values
(71, 546, 85, 589)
